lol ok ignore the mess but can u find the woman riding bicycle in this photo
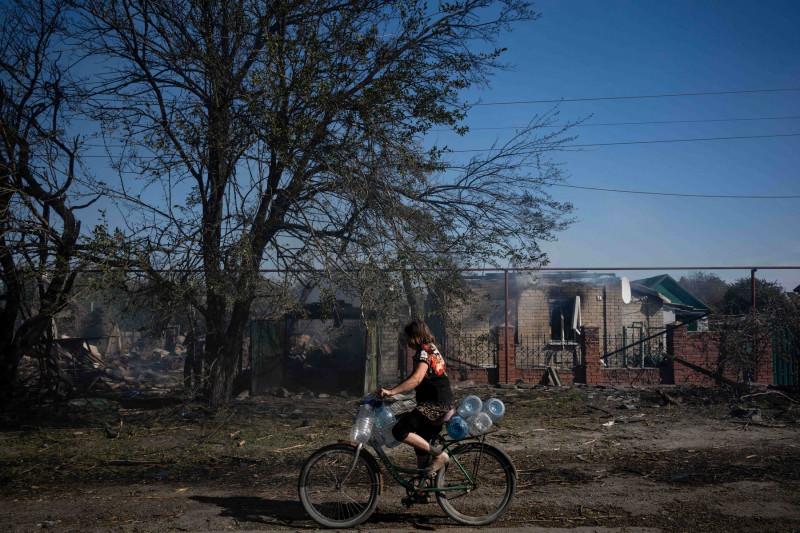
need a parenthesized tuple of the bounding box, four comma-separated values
(380, 319, 454, 475)
(299, 319, 516, 527)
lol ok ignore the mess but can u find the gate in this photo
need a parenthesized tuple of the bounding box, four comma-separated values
(773, 329, 798, 386)
(250, 319, 286, 394)
(604, 325, 667, 368)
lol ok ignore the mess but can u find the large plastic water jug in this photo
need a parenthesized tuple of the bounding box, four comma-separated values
(349, 404, 375, 444)
(375, 405, 397, 431)
(371, 423, 401, 447)
(373, 405, 400, 447)
(483, 398, 505, 421)
(467, 412, 492, 436)
(446, 415, 469, 440)
(457, 395, 483, 418)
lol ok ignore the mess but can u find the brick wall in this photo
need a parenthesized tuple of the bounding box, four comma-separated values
(497, 326, 516, 383)
(666, 324, 773, 386)
(583, 325, 603, 385)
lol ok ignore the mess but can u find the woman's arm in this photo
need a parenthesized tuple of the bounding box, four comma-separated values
(381, 361, 428, 397)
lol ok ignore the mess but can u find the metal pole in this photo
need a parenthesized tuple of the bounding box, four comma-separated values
(504, 270, 510, 384)
(751, 268, 758, 384)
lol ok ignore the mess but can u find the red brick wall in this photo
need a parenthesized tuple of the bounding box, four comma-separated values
(515, 367, 583, 385)
(667, 326, 722, 385)
(497, 327, 516, 384)
(667, 325, 773, 386)
(583, 325, 604, 385)
(450, 368, 497, 384)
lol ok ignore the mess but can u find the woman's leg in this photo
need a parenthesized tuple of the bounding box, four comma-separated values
(392, 410, 447, 469)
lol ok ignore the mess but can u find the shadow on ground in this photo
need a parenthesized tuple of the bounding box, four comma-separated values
(191, 495, 312, 527)
(190, 494, 455, 530)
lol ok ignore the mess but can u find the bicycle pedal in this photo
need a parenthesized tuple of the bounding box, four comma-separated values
(413, 490, 432, 504)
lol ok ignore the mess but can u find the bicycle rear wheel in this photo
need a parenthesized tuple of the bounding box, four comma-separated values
(435, 442, 516, 526)
(298, 443, 381, 528)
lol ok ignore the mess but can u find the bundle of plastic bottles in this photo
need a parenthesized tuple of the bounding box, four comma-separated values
(350, 394, 505, 445)
(349, 395, 401, 447)
(446, 395, 505, 440)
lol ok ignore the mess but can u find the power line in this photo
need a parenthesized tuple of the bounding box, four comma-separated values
(473, 87, 800, 106)
(433, 115, 800, 132)
(547, 183, 800, 199)
(42, 115, 800, 148)
(567, 133, 800, 148)
(28, 131, 800, 158)
(448, 133, 800, 152)
(53, 86, 800, 108)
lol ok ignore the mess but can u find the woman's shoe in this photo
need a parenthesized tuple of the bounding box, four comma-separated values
(424, 452, 449, 475)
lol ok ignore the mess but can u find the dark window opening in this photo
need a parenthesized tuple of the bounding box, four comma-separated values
(550, 298, 577, 342)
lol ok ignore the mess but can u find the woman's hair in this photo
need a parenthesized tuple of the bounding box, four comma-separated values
(404, 319, 436, 348)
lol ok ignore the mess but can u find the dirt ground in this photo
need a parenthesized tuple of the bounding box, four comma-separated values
(1, 377, 799, 532)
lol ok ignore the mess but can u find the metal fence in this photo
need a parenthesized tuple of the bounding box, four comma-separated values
(515, 335, 582, 369)
(443, 334, 498, 370)
(603, 326, 666, 368)
(440, 330, 666, 371)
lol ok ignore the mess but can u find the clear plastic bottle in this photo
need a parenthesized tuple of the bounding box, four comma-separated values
(373, 405, 399, 447)
(446, 415, 469, 440)
(457, 395, 483, 418)
(466, 411, 492, 436)
(349, 404, 375, 444)
(375, 405, 396, 430)
(482, 398, 505, 421)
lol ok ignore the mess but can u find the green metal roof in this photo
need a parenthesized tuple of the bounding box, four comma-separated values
(632, 274, 711, 312)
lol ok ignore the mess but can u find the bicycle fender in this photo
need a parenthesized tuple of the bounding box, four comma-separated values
(451, 441, 517, 478)
(336, 440, 384, 494)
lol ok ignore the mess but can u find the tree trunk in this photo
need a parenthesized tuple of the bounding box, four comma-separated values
(402, 271, 420, 320)
(204, 294, 253, 406)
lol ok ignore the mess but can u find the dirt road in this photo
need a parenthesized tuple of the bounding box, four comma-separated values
(1, 384, 799, 532)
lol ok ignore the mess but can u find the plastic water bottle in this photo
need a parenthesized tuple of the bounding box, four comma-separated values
(466, 412, 492, 436)
(375, 405, 396, 431)
(457, 395, 483, 418)
(446, 415, 469, 440)
(349, 404, 375, 444)
(373, 405, 400, 447)
(482, 398, 505, 421)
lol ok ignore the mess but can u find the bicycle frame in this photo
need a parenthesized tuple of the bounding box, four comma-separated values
(368, 432, 490, 495)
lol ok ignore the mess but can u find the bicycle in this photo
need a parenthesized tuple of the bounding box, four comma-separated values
(297, 397, 517, 528)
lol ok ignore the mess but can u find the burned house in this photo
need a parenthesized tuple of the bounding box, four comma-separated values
(431, 272, 670, 383)
(250, 271, 721, 394)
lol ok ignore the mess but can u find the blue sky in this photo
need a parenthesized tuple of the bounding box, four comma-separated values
(77, 1, 799, 291)
(433, 0, 800, 290)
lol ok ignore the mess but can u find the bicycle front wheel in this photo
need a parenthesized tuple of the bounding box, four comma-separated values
(435, 442, 516, 526)
(297, 443, 381, 528)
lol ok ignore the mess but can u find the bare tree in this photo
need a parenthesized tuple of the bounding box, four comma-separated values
(709, 287, 799, 386)
(75, 0, 575, 405)
(0, 0, 101, 398)
(679, 271, 728, 312)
